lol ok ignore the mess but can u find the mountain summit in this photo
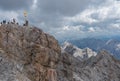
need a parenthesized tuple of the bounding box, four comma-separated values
(0, 24, 120, 81)
(0, 24, 61, 81)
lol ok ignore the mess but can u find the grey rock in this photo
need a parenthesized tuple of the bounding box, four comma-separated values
(57, 50, 120, 81)
(0, 24, 120, 81)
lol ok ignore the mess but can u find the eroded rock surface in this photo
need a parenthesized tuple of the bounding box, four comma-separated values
(57, 50, 120, 81)
(0, 24, 60, 81)
(0, 24, 120, 81)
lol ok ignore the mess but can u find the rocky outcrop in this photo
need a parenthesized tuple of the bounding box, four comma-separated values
(0, 24, 120, 81)
(61, 42, 96, 60)
(0, 24, 60, 81)
(58, 50, 120, 81)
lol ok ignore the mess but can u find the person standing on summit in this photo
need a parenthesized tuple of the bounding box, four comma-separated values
(13, 18, 16, 24)
(23, 11, 29, 26)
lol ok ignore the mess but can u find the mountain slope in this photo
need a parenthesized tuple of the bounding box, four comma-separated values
(57, 50, 120, 81)
(0, 24, 120, 81)
(0, 24, 61, 81)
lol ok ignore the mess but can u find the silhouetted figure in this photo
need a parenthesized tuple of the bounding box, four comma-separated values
(16, 22, 19, 25)
(25, 20, 28, 26)
(23, 24, 25, 26)
(11, 22, 14, 24)
(3, 20, 6, 24)
(13, 18, 16, 24)
(7, 22, 10, 24)
(23, 20, 29, 26)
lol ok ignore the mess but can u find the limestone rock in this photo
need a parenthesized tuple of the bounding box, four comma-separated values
(0, 24, 120, 81)
(57, 50, 120, 81)
(0, 24, 60, 81)
(61, 41, 97, 60)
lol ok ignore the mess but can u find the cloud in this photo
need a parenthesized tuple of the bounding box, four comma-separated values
(88, 27, 95, 32)
(64, 9, 98, 24)
(0, 0, 33, 10)
(37, 0, 90, 16)
(0, 10, 19, 21)
(65, 0, 120, 24)
(109, 23, 120, 30)
(31, 0, 38, 9)
(0, 0, 120, 40)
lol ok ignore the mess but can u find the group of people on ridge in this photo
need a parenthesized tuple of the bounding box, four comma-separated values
(0, 18, 29, 26)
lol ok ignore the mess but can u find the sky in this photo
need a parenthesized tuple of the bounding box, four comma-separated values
(0, 0, 120, 41)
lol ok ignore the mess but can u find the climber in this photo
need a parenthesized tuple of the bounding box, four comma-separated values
(25, 20, 29, 26)
(16, 22, 19, 25)
(3, 20, 6, 24)
(23, 19, 29, 26)
(23, 11, 29, 26)
(13, 18, 16, 24)
(7, 22, 9, 24)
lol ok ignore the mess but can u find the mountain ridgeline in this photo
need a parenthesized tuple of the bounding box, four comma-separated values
(0, 24, 120, 81)
(61, 41, 97, 61)
(69, 38, 120, 59)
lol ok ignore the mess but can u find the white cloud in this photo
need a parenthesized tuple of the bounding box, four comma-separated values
(65, 0, 120, 25)
(88, 27, 95, 32)
(63, 25, 70, 31)
(31, 0, 38, 9)
(51, 25, 86, 40)
(0, 10, 19, 21)
(109, 23, 120, 30)
(62, 25, 82, 31)
(64, 9, 98, 24)
(97, 0, 120, 20)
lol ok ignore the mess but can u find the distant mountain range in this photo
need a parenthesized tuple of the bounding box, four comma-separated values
(66, 38, 120, 59)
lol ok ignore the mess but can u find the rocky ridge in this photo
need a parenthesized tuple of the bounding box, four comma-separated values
(58, 50, 120, 81)
(61, 41, 97, 60)
(0, 24, 120, 81)
(0, 24, 60, 81)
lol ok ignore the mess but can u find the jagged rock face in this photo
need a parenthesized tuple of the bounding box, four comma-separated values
(61, 42, 96, 60)
(58, 50, 120, 81)
(0, 24, 61, 81)
(0, 24, 120, 81)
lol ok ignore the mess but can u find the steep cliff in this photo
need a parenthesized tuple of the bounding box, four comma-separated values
(0, 24, 60, 81)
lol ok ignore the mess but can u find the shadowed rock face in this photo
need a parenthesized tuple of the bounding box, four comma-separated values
(0, 24, 60, 81)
